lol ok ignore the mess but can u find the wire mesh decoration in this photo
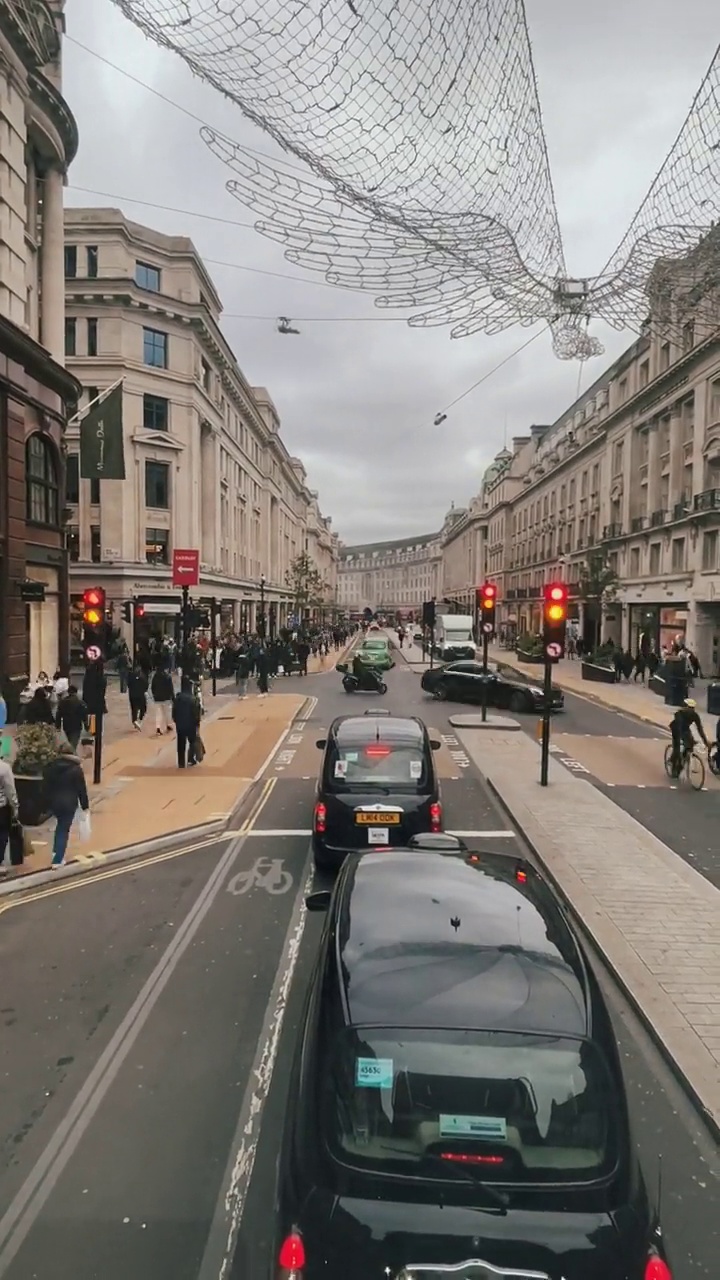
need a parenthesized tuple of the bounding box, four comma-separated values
(111, 1, 720, 360)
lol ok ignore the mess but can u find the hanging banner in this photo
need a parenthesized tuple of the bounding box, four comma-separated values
(80, 381, 125, 480)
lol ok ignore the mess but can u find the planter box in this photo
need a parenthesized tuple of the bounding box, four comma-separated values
(515, 651, 544, 665)
(648, 674, 665, 698)
(581, 661, 616, 685)
(14, 775, 48, 827)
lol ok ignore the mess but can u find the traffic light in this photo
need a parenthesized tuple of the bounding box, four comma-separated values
(83, 586, 106, 628)
(477, 581, 498, 634)
(542, 582, 569, 660)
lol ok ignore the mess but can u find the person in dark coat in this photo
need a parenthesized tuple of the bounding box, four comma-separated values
(24, 687, 54, 725)
(43, 742, 89, 866)
(172, 679, 200, 767)
(256, 646, 270, 696)
(150, 667, 175, 735)
(55, 684, 89, 751)
(127, 666, 148, 729)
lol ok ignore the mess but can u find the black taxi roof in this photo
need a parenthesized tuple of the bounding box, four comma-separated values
(334, 849, 589, 1037)
(330, 715, 426, 743)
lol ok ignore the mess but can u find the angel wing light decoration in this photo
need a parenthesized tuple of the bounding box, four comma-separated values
(111, 0, 720, 360)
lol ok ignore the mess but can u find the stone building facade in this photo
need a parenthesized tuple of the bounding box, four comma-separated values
(337, 532, 441, 616)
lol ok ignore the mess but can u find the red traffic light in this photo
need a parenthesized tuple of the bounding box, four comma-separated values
(544, 583, 568, 604)
(135, 603, 145, 619)
(478, 582, 498, 609)
(83, 586, 106, 628)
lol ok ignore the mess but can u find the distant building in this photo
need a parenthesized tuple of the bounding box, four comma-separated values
(0, 0, 81, 709)
(337, 533, 441, 615)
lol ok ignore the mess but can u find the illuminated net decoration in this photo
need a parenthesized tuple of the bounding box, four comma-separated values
(111, 1, 720, 360)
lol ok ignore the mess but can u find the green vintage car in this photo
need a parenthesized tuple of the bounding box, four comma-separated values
(356, 638, 395, 671)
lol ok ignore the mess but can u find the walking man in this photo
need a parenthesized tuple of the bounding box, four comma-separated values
(127, 665, 149, 730)
(55, 683, 89, 751)
(173, 678, 200, 767)
(235, 650, 251, 699)
(151, 666, 175, 735)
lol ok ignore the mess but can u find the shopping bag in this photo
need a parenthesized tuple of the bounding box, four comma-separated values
(79, 733, 94, 760)
(77, 809, 92, 842)
(9, 823, 25, 866)
(277, 664, 284, 675)
(194, 735, 206, 763)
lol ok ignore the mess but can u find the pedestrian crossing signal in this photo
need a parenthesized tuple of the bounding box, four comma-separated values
(542, 582, 568, 659)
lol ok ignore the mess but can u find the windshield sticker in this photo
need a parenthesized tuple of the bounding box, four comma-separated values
(344, 752, 358, 762)
(440, 1114, 508, 1141)
(409, 760, 422, 779)
(356, 1057, 394, 1089)
(334, 760, 348, 778)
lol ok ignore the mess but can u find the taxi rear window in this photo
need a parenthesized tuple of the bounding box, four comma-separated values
(327, 738, 428, 789)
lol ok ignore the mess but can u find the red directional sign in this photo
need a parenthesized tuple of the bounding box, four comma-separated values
(172, 548, 200, 588)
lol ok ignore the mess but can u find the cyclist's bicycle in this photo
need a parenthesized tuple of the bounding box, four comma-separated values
(664, 740, 705, 790)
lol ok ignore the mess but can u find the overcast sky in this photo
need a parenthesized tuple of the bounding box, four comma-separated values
(63, 0, 717, 545)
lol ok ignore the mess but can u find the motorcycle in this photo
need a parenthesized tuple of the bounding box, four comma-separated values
(337, 662, 387, 695)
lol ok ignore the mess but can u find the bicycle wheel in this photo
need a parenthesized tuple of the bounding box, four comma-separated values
(709, 746, 720, 777)
(664, 745, 675, 778)
(687, 752, 705, 791)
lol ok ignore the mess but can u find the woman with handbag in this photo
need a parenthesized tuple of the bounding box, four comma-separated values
(0, 758, 20, 874)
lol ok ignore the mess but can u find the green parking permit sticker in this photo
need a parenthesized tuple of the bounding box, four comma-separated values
(440, 1115, 507, 1141)
(356, 1058, 394, 1089)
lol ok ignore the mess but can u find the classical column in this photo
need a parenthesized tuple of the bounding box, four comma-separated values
(668, 407, 685, 509)
(200, 425, 219, 567)
(646, 425, 661, 517)
(40, 165, 65, 364)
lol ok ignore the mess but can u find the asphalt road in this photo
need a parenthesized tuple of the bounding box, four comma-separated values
(0, 664, 717, 1279)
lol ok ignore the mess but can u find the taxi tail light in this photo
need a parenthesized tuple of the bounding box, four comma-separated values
(313, 802, 326, 834)
(645, 1258, 672, 1280)
(278, 1230, 306, 1276)
(516, 867, 528, 883)
(440, 1151, 505, 1166)
(429, 802, 442, 832)
(365, 744, 390, 757)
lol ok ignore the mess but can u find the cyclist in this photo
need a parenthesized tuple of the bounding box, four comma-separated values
(669, 698, 709, 777)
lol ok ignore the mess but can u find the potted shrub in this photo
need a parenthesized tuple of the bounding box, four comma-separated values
(581, 643, 616, 684)
(12, 722, 60, 826)
(516, 634, 545, 664)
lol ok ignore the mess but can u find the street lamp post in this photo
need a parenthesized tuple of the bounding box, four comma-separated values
(259, 573, 266, 639)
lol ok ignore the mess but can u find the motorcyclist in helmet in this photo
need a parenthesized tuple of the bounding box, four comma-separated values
(669, 698, 709, 777)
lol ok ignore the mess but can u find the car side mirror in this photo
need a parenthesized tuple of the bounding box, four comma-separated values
(316, 738, 327, 749)
(305, 890, 331, 912)
(429, 739, 442, 750)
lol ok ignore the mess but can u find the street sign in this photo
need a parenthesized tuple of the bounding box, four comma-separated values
(85, 644, 102, 662)
(545, 641, 562, 659)
(482, 622, 494, 634)
(172, 548, 200, 587)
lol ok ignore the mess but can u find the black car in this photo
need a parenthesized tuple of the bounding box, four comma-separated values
(312, 714, 443, 872)
(273, 837, 670, 1280)
(421, 661, 564, 713)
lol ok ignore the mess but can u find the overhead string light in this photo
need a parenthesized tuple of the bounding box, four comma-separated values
(111, 1, 720, 361)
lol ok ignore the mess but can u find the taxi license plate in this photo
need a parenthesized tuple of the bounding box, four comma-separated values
(355, 813, 401, 824)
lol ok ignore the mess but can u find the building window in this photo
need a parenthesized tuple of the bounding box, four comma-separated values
(146, 528, 169, 564)
(66, 453, 79, 504)
(702, 531, 718, 572)
(659, 341, 671, 372)
(143, 327, 168, 368)
(68, 528, 80, 563)
(135, 261, 161, 291)
(26, 434, 59, 526)
(86, 246, 98, 278)
(682, 322, 694, 354)
(649, 542, 661, 575)
(90, 477, 100, 505)
(64, 245, 77, 278)
(639, 359, 649, 388)
(145, 460, 170, 508)
(86, 385, 99, 406)
(630, 547, 640, 576)
(143, 394, 169, 432)
(90, 526, 101, 563)
(201, 357, 211, 392)
(87, 318, 98, 357)
(65, 318, 76, 356)
(671, 538, 685, 573)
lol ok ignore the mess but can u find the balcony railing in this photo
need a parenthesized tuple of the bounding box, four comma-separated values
(631, 515, 647, 532)
(602, 522, 623, 540)
(506, 588, 517, 600)
(672, 499, 691, 520)
(649, 509, 667, 527)
(527, 586, 541, 599)
(516, 587, 528, 599)
(693, 489, 720, 513)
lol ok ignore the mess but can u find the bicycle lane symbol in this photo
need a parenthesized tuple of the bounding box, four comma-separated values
(227, 858, 294, 896)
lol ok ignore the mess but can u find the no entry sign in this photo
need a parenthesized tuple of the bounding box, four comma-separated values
(172, 548, 200, 588)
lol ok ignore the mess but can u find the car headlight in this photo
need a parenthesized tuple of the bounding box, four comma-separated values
(530, 687, 543, 698)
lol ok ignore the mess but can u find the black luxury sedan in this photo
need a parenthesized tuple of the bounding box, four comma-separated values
(273, 835, 671, 1280)
(312, 713, 442, 872)
(421, 661, 564, 713)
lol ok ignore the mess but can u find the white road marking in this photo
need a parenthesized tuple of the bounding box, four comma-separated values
(197, 858, 313, 1280)
(447, 830, 516, 839)
(245, 829, 312, 837)
(227, 857, 293, 895)
(0, 829, 256, 1271)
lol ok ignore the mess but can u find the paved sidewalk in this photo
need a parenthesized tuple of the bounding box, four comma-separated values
(455, 724, 720, 1134)
(491, 647, 716, 738)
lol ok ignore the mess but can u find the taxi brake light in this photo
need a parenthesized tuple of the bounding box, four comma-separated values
(365, 745, 390, 757)
(645, 1260, 672, 1280)
(440, 1152, 505, 1166)
(429, 801, 442, 832)
(313, 802, 326, 834)
(278, 1231, 306, 1271)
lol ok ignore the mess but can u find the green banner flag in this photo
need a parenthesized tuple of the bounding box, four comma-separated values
(80, 381, 125, 480)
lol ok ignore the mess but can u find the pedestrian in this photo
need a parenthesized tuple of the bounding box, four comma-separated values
(256, 646, 270, 696)
(55, 683, 89, 750)
(22, 686, 54, 725)
(42, 741, 90, 867)
(172, 678, 200, 767)
(150, 667, 175, 735)
(235, 650, 251, 698)
(127, 665, 148, 730)
(633, 653, 647, 684)
(0, 757, 20, 874)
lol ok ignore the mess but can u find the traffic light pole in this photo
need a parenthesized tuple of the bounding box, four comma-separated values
(539, 658, 553, 787)
(181, 585, 190, 661)
(481, 630, 489, 724)
(93, 705, 104, 786)
(210, 596, 218, 698)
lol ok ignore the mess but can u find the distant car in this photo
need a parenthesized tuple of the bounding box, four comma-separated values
(357, 638, 394, 671)
(421, 660, 564, 713)
(273, 837, 671, 1280)
(312, 714, 442, 872)
(412, 630, 424, 644)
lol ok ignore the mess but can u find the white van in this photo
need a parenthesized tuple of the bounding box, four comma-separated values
(433, 614, 476, 661)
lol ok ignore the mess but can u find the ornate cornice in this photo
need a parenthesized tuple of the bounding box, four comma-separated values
(29, 68, 78, 165)
(0, 0, 59, 70)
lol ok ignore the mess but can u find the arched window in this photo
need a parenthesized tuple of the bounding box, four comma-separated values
(26, 434, 59, 526)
